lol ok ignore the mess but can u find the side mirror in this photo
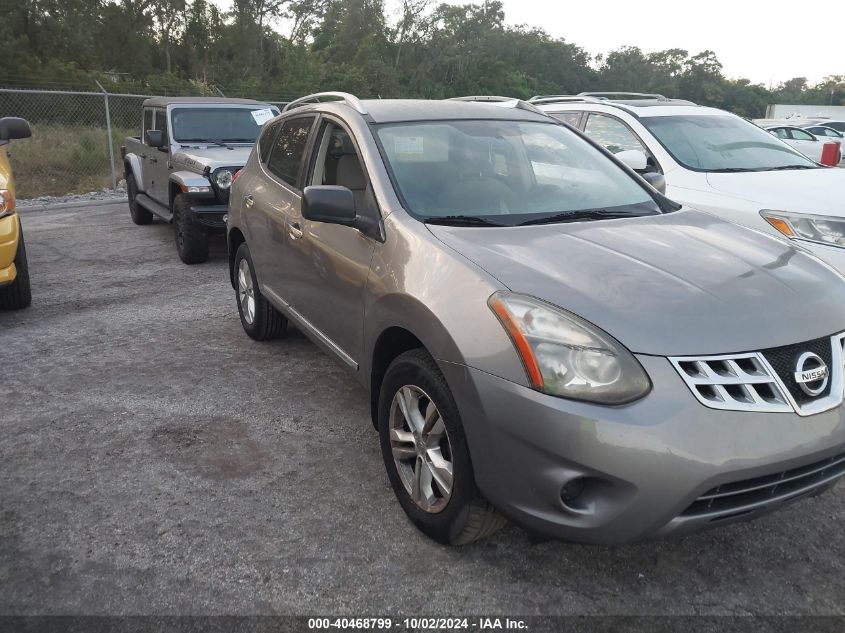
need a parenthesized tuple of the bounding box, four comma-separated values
(145, 129, 165, 148)
(641, 171, 667, 195)
(616, 149, 648, 172)
(0, 117, 32, 141)
(302, 186, 356, 226)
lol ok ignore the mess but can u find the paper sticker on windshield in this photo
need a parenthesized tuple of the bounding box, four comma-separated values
(395, 136, 424, 156)
(251, 108, 275, 125)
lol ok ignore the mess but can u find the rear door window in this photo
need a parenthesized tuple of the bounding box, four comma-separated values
(258, 120, 282, 163)
(143, 108, 154, 142)
(153, 109, 168, 145)
(553, 112, 583, 128)
(789, 128, 815, 141)
(266, 116, 315, 188)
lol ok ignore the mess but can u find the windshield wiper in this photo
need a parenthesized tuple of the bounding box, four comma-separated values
(518, 209, 640, 226)
(179, 139, 229, 147)
(766, 164, 817, 171)
(708, 167, 760, 173)
(424, 215, 506, 227)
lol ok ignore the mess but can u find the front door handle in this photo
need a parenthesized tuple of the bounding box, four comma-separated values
(287, 221, 303, 240)
(243, 194, 254, 208)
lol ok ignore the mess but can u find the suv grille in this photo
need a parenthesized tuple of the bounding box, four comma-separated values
(671, 353, 791, 413)
(670, 333, 844, 416)
(762, 337, 833, 405)
(681, 451, 845, 520)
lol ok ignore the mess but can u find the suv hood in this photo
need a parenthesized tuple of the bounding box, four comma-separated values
(428, 209, 845, 356)
(171, 146, 252, 172)
(706, 168, 845, 215)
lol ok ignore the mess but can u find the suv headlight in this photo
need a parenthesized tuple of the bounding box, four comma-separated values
(761, 210, 845, 248)
(488, 292, 651, 404)
(0, 189, 14, 218)
(215, 169, 233, 189)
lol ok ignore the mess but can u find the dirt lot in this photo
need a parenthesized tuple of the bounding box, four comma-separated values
(1, 202, 844, 616)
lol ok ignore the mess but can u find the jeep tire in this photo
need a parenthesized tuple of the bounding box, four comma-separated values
(173, 194, 209, 264)
(126, 173, 153, 226)
(0, 224, 32, 310)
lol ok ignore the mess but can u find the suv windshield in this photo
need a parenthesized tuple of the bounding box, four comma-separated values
(641, 115, 817, 172)
(376, 120, 661, 225)
(171, 107, 274, 143)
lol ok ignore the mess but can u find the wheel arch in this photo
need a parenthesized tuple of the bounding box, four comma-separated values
(123, 154, 143, 188)
(366, 295, 467, 430)
(227, 227, 246, 288)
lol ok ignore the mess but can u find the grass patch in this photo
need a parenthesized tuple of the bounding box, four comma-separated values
(8, 124, 135, 199)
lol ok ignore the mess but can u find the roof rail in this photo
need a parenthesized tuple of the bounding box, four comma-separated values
(578, 91, 669, 100)
(283, 92, 368, 114)
(447, 96, 549, 117)
(528, 95, 604, 105)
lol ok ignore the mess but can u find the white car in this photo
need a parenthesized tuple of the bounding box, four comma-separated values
(802, 125, 845, 166)
(754, 122, 841, 166)
(531, 92, 845, 273)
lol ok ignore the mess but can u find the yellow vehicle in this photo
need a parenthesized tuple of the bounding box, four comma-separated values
(0, 117, 32, 309)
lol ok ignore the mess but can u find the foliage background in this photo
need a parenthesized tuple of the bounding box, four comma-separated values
(1, 0, 843, 117)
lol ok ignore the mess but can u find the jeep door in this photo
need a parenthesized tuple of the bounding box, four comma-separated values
(147, 107, 171, 205)
(245, 114, 317, 307)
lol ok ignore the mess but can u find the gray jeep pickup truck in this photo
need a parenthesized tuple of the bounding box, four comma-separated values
(121, 97, 278, 263)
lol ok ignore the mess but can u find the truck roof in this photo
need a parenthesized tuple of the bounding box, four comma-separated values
(141, 97, 273, 108)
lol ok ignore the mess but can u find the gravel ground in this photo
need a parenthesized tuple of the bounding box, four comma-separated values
(17, 185, 127, 209)
(1, 202, 844, 617)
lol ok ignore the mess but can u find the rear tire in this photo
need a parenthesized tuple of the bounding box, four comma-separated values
(234, 243, 287, 341)
(173, 194, 209, 264)
(378, 349, 506, 545)
(0, 224, 32, 310)
(126, 173, 152, 226)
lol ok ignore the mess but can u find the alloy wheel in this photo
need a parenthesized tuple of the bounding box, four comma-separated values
(389, 385, 454, 513)
(238, 258, 256, 325)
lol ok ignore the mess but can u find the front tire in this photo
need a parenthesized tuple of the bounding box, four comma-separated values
(0, 224, 32, 310)
(233, 243, 287, 341)
(378, 349, 506, 545)
(126, 173, 152, 226)
(173, 194, 209, 264)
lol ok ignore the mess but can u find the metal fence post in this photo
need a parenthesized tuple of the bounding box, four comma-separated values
(96, 80, 118, 191)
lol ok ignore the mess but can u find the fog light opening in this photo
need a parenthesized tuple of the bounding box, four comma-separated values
(560, 477, 588, 511)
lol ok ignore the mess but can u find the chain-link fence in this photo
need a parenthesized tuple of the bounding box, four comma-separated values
(0, 86, 288, 200)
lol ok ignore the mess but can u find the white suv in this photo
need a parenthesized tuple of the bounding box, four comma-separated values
(532, 93, 845, 273)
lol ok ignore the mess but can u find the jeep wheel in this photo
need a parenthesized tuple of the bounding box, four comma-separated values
(378, 349, 506, 545)
(0, 224, 32, 310)
(173, 194, 209, 264)
(126, 173, 152, 226)
(234, 243, 287, 340)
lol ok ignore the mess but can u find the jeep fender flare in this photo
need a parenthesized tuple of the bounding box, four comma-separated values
(169, 171, 216, 205)
(124, 154, 144, 191)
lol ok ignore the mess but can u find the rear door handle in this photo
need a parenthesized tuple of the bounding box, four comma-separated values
(287, 221, 303, 240)
(243, 194, 254, 208)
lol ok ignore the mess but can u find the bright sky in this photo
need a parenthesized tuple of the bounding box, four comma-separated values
(499, 0, 844, 85)
(211, 0, 845, 85)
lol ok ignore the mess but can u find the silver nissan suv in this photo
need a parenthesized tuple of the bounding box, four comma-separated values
(227, 92, 845, 545)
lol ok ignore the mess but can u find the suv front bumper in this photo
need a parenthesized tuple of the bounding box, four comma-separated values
(440, 354, 845, 544)
(0, 213, 20, 285)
